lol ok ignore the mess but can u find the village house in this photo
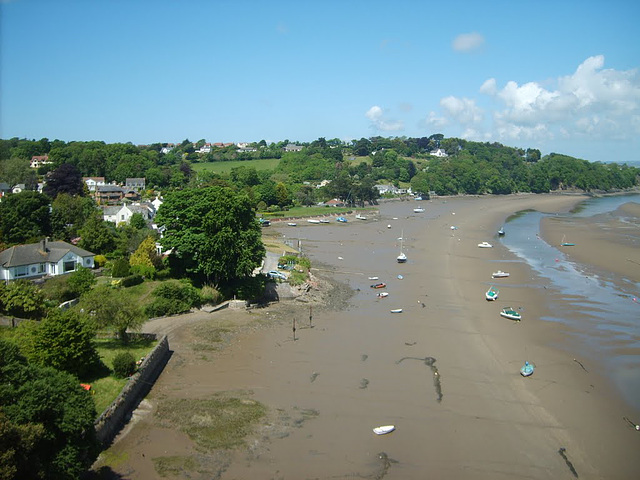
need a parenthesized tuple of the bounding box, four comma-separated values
(102, 203, 155, 225)
(0, 238, 95, 282)
(95, 184, 125, 204)
(430, 148, 448, 157)
(83, 177, 106, 192)
(30, 155, 52, 169)
(125, 178, 146, 192)
(283, 144, 303, 152)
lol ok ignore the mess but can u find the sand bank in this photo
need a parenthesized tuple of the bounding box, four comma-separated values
(96, 194, 640, 480)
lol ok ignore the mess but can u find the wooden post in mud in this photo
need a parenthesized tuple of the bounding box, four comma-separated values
(309, 306, 313, 328)
(293, 317, 297, 341)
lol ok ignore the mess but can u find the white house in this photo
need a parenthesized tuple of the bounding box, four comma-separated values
(430, 148, 448, 157)
(151, 196, 163, 211)
(0, 239, 95, 282)
(30, 155, 52, 169)
(83, 177, 106, 192)
(102, 204, 154, 225)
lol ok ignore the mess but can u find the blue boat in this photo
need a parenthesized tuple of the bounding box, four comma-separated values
(336, 216, 348, 223)
(520, 361, 535, 377)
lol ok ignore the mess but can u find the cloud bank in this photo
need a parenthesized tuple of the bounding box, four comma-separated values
(365, 105, 404, 132)
(427, 55, 640, 145)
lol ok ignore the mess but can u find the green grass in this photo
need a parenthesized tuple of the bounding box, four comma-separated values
(90, 336, 158, 414)
(261, 204, 375, 218)
(192, 158, 280, 175)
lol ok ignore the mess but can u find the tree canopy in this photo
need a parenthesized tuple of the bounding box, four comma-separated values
(155, 186, 265, 284)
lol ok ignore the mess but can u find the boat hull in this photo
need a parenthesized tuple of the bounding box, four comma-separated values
(373, 425, 395, 435)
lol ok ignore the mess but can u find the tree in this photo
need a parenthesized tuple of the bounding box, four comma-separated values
(77, 214, 117, 254)
(155, 186, 265, 285)
(50, 193, 97, 241)
(19, 309, 99, 377)
(129, 212, 147, 230)
(0, 191, 51, 245)
(65, 266, 96, 298)
(0, 280, 47, 319)
(0, 339, 99, 479)
(129, 235, 162, 277)
(0, 156, 36, 188)
(79, 286, 146, 344)
(43, 163, 84, 199)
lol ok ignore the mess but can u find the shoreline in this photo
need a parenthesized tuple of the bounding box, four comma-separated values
(97, 193, 640, 479)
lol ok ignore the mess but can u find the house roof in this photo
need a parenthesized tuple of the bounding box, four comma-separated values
(0, 240, 95, 268)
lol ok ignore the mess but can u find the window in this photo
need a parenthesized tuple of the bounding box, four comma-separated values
(15, 266, 27, 277)
(39, 263, 45, 273)
(63, 260, 76, 273)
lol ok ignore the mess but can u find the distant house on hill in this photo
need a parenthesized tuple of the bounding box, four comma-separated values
(102, 203, 154, 225)
(125, 178, 146, 192)
(430, 148, 448, 157)
(0, 239, 95, 282)
(30, 155, 52, 169)
(83, 177, 106, 192)
(284, 144, 303, 152)
(95, 185, 125, 204)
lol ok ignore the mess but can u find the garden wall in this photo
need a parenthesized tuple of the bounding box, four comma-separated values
(94, 334, 171, 446)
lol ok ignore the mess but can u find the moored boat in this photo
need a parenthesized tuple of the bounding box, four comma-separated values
(390, 308, 403, 313)
(413, 207, 425, 213)
(498, 226, 505, 236)
(397, 229, 407, 263)
(485, 287, 499, 301)
(478, 241, 493, 248)
(500, 307, 521, 321)
(336, 216, 348, 223)
(370, 282, 386, 289)
(376, 292, 389, 298)
(520, 361, 534, 377)
(307, 219, 320, 224)
(373, 425, 395, 435)
(492, 270, 510, 278)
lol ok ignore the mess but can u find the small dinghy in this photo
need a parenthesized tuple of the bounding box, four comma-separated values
(376, 292, 389, 298)
(500, 307, 521, 321)
(492, 270, 510, 278)
(307, 219, 320, 224)
(498, 226, 505, 236)
(390, 308, 403, 313)
(485, 287, 499, 301)
(373, 425, 395, 435)
(370, 282, 386, 289)
(287, 222, 297, 226)
(478, 241, 493, 248)
(368, 276, 379, 281)
(520, 361, 534, 377)
(413, 207, 425, 213)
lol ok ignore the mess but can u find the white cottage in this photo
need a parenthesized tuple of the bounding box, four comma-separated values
(0, 239, 95, 282)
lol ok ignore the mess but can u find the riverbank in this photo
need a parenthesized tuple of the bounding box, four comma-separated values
(94, 193, 640, 479)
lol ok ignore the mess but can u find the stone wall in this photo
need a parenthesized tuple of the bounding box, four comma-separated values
(94, 335, 171, 446)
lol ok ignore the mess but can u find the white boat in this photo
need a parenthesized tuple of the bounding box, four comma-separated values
(287, 222, 297, 226)
(368, 276, 379, 280)
(390, 308, 403, 313)
(387, 224, 391, 229)
(498, 226, 505, 236)
(492, 270, 510, 278)
(500, 307, 521, 321)
(413, 207, 425, 213)
(397, 230, 407, 263)
(373, 425, 395, 435)
(376, 292, 389, 298)
(520, 361, 534, 377)
(485, 287, 499, 301)
(307, 219, 320, 224)
(319, 219, 330, 223)
(356, 213, 367, 220)
(478, 241, 493, 248)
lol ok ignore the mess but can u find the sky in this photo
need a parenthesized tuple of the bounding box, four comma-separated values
(1, 0, 639, 164)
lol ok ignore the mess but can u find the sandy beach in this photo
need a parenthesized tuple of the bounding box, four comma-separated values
(93, 194, 640, 480)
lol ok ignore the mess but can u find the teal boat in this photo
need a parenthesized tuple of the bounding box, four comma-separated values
(485, 286, 499, 301)
(520, 361, 534, 377)
(500, 307, 521, 321)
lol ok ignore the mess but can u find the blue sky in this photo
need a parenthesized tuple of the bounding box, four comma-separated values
(2, 0, 639, 164)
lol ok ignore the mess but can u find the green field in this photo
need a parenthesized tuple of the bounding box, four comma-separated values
(192, 158, 280, 175)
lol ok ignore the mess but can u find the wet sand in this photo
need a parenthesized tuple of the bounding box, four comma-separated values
(95, 194, 640, 479)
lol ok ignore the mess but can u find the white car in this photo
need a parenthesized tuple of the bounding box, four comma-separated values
(266, 270, 287, 280)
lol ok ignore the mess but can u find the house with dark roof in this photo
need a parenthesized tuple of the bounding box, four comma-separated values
(95, 184, 125, 204)
(0, 239, 95, 282)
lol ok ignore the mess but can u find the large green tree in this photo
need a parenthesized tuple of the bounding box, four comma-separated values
(43, 163, 84, 199)
(50, 193, 97, 242)
(155, 186, 265, 284)
(0, 191, 51, 246)
(0, 339, 99, 479)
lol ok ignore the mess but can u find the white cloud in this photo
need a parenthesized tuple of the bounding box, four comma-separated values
(430, 55, 640, 148)
(452, 32, 485, 52)
(365, 105, 404, 132)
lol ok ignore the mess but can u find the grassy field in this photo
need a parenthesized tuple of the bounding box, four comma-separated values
(192, 158, 280, 175)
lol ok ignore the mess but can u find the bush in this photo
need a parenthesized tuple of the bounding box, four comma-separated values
(200, 284, 222, 305)
(144, 298, 192, 317)
(94, 254, 107, 268)
(112, 352, 136, 378)
(130, 264, 157, 279)
(121, 274, 144, 288)
(110, 258, 131, 278)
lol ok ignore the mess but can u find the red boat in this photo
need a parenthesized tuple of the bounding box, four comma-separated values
(370, 282, 386, 289)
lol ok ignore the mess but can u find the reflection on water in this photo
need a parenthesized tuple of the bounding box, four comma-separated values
(502, 194, 640, 410)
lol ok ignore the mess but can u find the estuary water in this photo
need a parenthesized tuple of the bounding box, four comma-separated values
(500, 194, 640, 409)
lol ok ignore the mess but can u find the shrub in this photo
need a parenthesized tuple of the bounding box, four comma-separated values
(94, 255, 107, 268)
(112, 352, 136, 378)
(121, 274, 144, 288)
(130, 264, 157, 279)
(200, 285, 222, 305)
(144, 298, 191, 317)
(110, 258, 130, 278)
